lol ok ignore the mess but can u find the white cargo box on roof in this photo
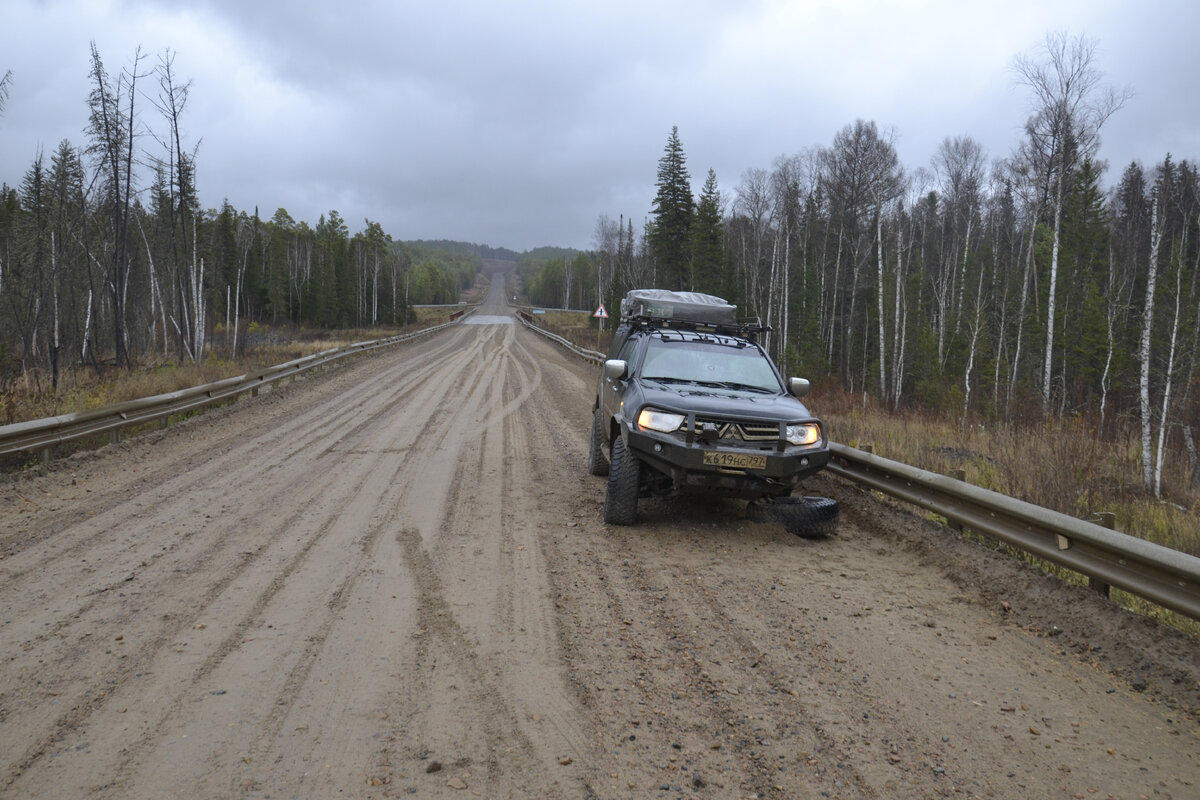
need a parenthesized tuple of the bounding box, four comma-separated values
(620, 289, 737, 325)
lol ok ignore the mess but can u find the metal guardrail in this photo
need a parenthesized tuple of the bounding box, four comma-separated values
(827, 442, 1200, 621)
(0, 314, 471, 461)
(516, 312, 606, 364)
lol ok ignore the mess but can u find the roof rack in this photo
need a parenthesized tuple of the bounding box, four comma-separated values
(626, 314, 772, 339)
(618, 289, 770, 339)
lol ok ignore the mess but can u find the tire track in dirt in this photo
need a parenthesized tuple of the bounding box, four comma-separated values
(380, 318, 593, 796)
(0, 323, 479, 567)
(0, 326, 477, 588)
(1, 320, 518, 796)
(0, 323, 484, 626)
(108, 498, 395, 797)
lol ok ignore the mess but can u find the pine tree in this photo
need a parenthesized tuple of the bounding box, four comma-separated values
(692, 168, 724, 296)
(648, 126, 694, 290)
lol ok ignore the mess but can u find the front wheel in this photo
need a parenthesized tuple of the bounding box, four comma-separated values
(603, 436, 641, 525)
(587, 408, 609, 476)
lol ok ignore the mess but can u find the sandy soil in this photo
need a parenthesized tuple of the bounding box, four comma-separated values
(0, 279, 1197, 800)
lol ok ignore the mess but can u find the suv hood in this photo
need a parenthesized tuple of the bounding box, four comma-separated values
(639, 382, 814, 421)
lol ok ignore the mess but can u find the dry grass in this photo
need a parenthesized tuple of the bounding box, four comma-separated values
(813, 383, 1200, 632)
(1, 325, 411, 427)
(534, 310, 611, 353)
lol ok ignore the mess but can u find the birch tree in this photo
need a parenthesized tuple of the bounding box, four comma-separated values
(1014, 31, 1130, 416)
(1139, 194, 1164, 490)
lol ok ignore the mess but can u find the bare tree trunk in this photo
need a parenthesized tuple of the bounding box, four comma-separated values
(891, 223, 903, 405)
(81, 289, 93, 363)
(1185, 427, 1199, 486)
(1153, 259, 1182, 498)
(825, 226, 844, 368)
(780, 231, 790, 367)
(1098, 246, 1121, 431)
(1008, 225, 1036, 417)
(953, 215, 973, 336)
(962, 269, 986, 429)
(1041, 172, 1064, 415)
(1140, 199, 1163, 491)
(233, 253, 246, 359)
(876, 211, 887, 402)
(50, 233, 61, 389)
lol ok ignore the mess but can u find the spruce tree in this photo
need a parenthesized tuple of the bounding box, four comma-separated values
(692, 168, 725, 296)
(649, 126, 694, 290)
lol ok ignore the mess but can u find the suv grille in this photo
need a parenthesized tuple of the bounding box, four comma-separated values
(683, 417, 780, 442)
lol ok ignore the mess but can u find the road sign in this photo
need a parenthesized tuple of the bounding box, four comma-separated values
(593, 304, 609, 319)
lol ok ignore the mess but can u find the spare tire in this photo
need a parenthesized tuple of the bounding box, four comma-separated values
(746, 496, 838, 538)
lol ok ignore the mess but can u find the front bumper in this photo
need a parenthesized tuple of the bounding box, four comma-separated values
(625, 426, 830, 498)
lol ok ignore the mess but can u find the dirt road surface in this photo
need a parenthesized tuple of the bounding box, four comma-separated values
(1, 278, 1197, 799)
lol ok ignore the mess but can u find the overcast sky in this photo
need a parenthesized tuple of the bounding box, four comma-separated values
(2, 0, 1198, 252)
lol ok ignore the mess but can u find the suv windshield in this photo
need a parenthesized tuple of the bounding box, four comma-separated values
(640, 338, 782, 393)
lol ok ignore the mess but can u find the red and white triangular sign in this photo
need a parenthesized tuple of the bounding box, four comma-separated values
(593, 304, 609, 319)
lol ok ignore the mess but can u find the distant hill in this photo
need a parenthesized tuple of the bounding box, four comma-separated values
(402, 240, 580, 262)
(521, 246, 580, 262)
(402, 240, 520, 261)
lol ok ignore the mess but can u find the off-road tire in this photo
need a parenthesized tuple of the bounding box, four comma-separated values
(603, 436, 641, 525)
(587, 408, 609, 476)
(746, 496, 838, 538)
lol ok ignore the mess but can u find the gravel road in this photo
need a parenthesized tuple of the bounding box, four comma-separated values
(1, 279, 1197, 799)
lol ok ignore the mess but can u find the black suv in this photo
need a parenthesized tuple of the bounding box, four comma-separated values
(589, 290, 833, 532)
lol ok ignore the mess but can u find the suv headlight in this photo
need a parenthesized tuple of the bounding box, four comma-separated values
(637, 407, 686, 433)
(786, 422, 821, 446)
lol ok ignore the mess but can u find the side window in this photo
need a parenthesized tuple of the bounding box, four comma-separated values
(617, 336, 638, 368)
(606, 324, 631, 358)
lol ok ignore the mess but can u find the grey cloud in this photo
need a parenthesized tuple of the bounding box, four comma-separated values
(2, 0, 1198, 252)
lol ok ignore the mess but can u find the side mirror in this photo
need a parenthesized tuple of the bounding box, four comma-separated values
(788, 377, 810, 398)
(604, 359, 628, 380)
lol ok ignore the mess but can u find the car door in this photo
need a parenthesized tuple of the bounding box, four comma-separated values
(600, 334, 641, 432)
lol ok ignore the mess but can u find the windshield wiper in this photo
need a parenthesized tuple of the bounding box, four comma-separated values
(642, 376, 695, 386)
(707, 381, 776, 394)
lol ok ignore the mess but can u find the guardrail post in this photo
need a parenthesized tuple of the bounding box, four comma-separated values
(110, 429, 121, 445)
(1089, 512, 1116, 599)
(41, 447, 52, 465)
(947, 469, 966, 531)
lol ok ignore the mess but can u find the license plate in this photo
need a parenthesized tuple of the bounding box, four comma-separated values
(703, 451, 767, 470)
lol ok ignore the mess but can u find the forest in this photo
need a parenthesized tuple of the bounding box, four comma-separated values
(518, 35, 1200, 499)
(0, 46, 479, 396)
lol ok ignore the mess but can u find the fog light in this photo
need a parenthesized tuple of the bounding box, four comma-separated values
(801, 457, 809, 467)
(654, 443, 664, 453)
